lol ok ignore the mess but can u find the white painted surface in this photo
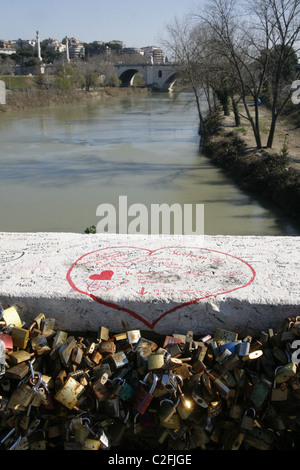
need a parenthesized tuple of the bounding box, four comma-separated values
(0, 233, 299, 335)
(0, 81, 6, 105)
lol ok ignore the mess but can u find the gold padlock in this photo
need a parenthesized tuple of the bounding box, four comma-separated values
(275, 362, 297, 384)
(11, 327, 29, 349)
(7, 382, 35, 411)
(8, 349, 32, 365)
(81, 438, 101, 450)
(54, 376, 85, 410)
(147, 353, 165, 371)
(2, 306, 22, 328)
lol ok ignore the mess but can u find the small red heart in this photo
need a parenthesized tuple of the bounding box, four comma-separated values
(89, 270, 114, 281)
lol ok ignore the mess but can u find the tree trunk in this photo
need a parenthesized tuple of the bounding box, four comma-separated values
(231, 95, 240, 126)
(267, 114, 278, 148)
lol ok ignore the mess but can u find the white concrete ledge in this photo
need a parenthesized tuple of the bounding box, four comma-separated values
(0, 233, 299, 335)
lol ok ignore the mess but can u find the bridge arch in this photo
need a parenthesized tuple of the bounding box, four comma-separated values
(160, 72, 178, 92)
(115, 63, 181, 91)
(118, 68, 146, 87)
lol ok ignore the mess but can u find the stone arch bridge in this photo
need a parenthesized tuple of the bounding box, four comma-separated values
(114, 63, 180, 91)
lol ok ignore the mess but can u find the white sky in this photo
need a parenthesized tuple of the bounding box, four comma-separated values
(1, 0, 203, 48)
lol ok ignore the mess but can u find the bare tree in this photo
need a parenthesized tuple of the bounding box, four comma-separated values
(193, 0, 300, 149)
(163, 17, 218, 136)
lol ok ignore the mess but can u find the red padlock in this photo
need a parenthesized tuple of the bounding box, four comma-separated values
(0, 334, 13, 350)
(133, 372, 158, 414)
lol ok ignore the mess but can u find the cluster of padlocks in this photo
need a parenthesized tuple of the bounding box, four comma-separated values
(0, 303, 300, 450)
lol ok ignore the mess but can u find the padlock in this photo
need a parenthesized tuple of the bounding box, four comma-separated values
(90, 350, 102, 365)
(147, 353, 165, 370)
(222, 353, 241, 370)
(229, 402, 244, 420)
(213, 364, 237, 388)
(245, 428, 273, 450)
(214, 328, 238, 346)
(11, 435, 29, 450)
(58, 336, 76, 367)
(110, 377, 125, 397)
(159, 411, 181, 430)
(8, 349, 32, 365)
(133, 372, 158, 414)
(264, 404, 286, 430)
(70, 345, 83, 365)
(81, 438, 101, 450)
(7, 381, 35, 411)
(97, 398, 120, 417)
(41, 317, 56, 337)
(31, 334, 51, 355)
(249, 380, 270, 408)
(29, 312, 45, 332)
(2, 306, 22, 328)
(20, 403, 33, 430)
(126, 330, 141, 345)
(28, 429, 47, 450)
(271, 369, 289, 401)
(69, 416, 90, 444)
(0, 332, 13, 350)
(133, 413, 142, 434)
(109, 410, 130, 445)
(176, 384, 193, 417)
(215, 348, 232, 364)
(119, 381, 136, 401)
(207, 400, 222, 418)
(159, 396, 180, 422)
(192, 383, 209, 408)
(272, 346, 287, 363)
(160, 371, 179, 393)
(11, 326, 29, 349)
(111, 351, 129, 369)
(240, 408, 256, 432)
(173, 363, 192, 380)
(98, 326, 110, 342)
(98, 340, 116, 354)
(236, 341, 250, 357)
(222, 429, 244, 450)
(213, 377, 234, 400)
(0, 339, 5, 377)
(133, 337, 157, 365)
(52, 330, 68, 350)
(275, 362, 297, 384)
(54, 376, 85, 410)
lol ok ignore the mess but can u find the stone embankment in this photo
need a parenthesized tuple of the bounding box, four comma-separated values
(0, 86, 149, 112)
(201, 106, 300, 224)
(0, 232, 299, 335)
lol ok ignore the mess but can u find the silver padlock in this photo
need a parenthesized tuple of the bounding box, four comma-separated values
(192, 384, 209, 408)
(160, 371, 178, 393)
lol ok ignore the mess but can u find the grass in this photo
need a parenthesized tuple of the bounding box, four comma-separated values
(1, 75, 36, 90)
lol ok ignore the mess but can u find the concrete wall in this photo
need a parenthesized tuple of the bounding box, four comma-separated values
(0, 232, 299, 336)
(0, 80, 6, 105)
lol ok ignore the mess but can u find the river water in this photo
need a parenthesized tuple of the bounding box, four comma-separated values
(0, 91, 298, 235)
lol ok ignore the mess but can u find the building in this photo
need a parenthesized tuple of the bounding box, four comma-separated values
(64, 37, 85, 59)
(142, 46, 165, 64)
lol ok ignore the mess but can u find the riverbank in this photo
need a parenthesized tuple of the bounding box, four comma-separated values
(0, 86, 150, 112)
(201, 105, 300, 223)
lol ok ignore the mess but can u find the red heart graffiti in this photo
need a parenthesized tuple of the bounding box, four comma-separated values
(66, 246, 256, 329)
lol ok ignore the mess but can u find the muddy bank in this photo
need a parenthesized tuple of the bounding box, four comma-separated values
(0, 87, 150, 112)
(201, 124, 300, 223)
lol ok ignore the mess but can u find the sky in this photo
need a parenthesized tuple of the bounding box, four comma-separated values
(1, 0, 202, 49)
